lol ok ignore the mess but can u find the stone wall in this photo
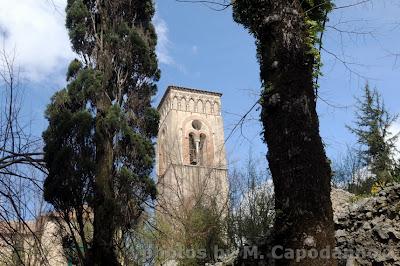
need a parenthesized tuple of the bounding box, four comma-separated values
(0, 217, 66, 266)
(334, 184, 400, 265)
(212, 184, 400, 266)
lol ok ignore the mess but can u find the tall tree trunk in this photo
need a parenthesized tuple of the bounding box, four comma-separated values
(262, 54, 337, 266)
(91, 109, 118, 266)
(258, 1, 337, 265)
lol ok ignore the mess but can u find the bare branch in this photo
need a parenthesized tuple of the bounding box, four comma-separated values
(0, 40, 49, 265)
(334, 0, 372, 10)
(176, 0, 232, 11)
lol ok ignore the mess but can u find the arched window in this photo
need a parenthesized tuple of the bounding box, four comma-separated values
(197, 100, 204, 113)
(199, 133, 206, 164)
(205, 101, 212, 114)
(180, 97, 186, 111)
(172, 97, 178, 109)
(188, 120, 207, 166)
(189, 133, 197, 165)
(189, 99, 195, 112)
(214, 102, 220, 115)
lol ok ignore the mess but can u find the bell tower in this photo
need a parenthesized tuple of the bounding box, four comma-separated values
(156, 85, 228, 221)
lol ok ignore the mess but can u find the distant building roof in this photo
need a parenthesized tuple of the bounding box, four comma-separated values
(157, 85, 222, 110)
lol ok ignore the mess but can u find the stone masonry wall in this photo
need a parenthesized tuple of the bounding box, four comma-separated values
(211, 183, 400, 266)
(334, 184, 400, 266)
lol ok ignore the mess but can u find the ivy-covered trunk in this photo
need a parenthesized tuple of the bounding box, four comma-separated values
(260, 38, 336, 266)
(233, 1, 337, 265)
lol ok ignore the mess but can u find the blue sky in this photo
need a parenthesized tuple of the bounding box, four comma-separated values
(155, 0, 400, 167)
(0, 0, 399, 170)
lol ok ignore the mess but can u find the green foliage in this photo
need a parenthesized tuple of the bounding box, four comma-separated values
(43, 108, 95, 210)
(348, 84, 399, 190)
(66, 0, 91, 54)
(43, 0, 160, 263)
(349, 178, 376, 195)
(333, 84, 399, 195)
(143, 107, 160, 138)
(68, 68, 103, 107)
(179, 202, 227, 266)
(303, 0, 333, 22)
(349, 193, 370, 203)
(67, 59, 82, 81)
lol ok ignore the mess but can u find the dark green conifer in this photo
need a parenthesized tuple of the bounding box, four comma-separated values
(43, 1, 159, 264)
(348, 84, 399, 189)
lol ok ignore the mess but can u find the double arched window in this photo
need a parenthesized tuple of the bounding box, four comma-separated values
(189, 120, 206, 166)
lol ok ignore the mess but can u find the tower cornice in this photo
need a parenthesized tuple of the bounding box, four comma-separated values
(157, 85, 222, 111)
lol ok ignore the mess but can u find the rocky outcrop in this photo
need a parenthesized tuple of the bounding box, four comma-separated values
(212, 184, 400, 266)
(333, 184, 400, 266)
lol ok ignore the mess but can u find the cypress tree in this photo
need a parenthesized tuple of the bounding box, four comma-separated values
(43, 1, 159, 265)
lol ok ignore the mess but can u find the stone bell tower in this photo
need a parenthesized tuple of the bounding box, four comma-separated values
(156, 85, 228, 220)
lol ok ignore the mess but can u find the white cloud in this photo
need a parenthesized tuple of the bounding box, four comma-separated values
(0, 0, 179, 82)
(153, 15, 188, 73)
(0, 0, 74, 82)
(154, 15, 174, 66)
